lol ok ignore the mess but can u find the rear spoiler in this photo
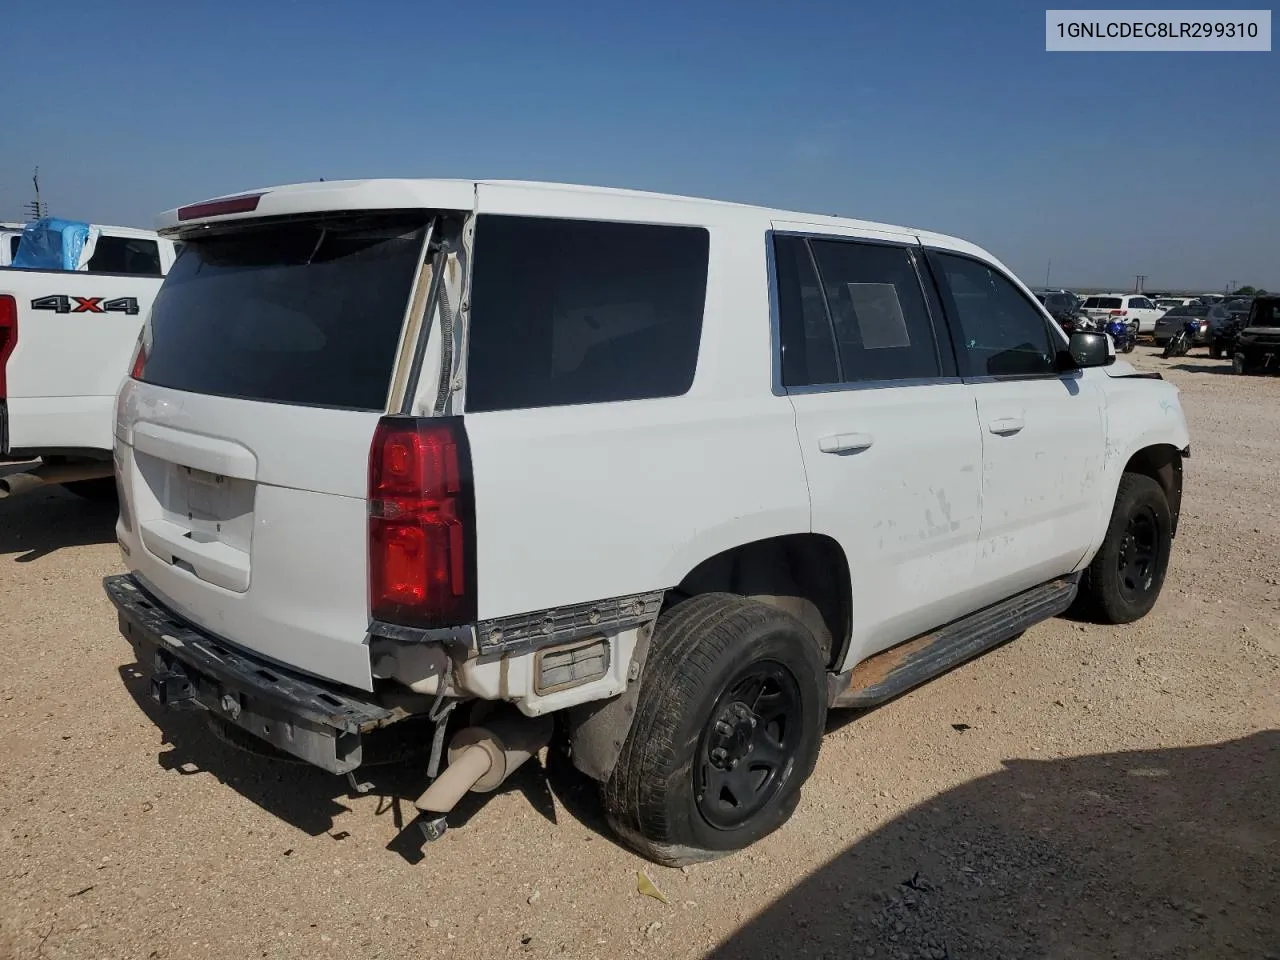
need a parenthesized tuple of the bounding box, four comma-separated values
(157, 180, 477, 236)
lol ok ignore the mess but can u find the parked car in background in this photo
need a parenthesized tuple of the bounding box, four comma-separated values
(1232, 296, 1280, 374)
(1079, 294, 1165, 334)
(1223, 298, 1254, 322)
(1153, 304, 1212, 347)
(1154, 297, 1196, 313)
(1034, 291, 1086, 333)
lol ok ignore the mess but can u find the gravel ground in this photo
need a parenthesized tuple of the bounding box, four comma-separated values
(1, 350, 1277, 960)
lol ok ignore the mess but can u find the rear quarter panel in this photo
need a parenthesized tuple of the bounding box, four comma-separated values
(462, 194, 811, 619)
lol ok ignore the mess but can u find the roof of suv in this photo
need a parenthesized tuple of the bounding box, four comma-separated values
(156, 178, 986, 256)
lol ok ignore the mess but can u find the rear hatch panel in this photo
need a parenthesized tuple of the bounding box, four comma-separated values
(116, 213, 437, 691)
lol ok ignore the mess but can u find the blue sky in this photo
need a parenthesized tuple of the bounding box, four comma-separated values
(2, 0, 1275, 289)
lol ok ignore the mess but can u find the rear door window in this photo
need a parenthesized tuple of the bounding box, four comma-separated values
(87, 235, 164, 276)
(808, 238, 943, 382)
(141, 216, 430, 410)
(773, 236, 839, 387)
(465, 216, 709, 412)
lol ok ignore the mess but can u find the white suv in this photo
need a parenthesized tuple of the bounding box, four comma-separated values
(106, 180, 1190, 865)
(1079, 293, 1165, 333)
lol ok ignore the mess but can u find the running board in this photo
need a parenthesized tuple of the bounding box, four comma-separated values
(829, 577, 1078, 709)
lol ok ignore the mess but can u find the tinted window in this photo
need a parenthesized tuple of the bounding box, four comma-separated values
(808, 239, 941, 382)
(932, 253, 1055, 378)
(1084, 297, 1122, 309)
(7, 236, 18, 260)
(1129, 297, 1154, 309)
(774, 236, 838, 387)
(87, 235, 163, 276)
(466, 216, 709, 412)
(1168, 305, 1209, 318)
(1045, 293, 1076, 311)
(142, 216, 428, 409)
(1253, 301, 1280, 327)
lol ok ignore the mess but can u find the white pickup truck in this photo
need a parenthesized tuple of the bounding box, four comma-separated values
(105, 180, 1190, 865)
(0, 223, 178, 498)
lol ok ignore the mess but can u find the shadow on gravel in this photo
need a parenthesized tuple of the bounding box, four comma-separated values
(117, 663, 562, 858)
(1170, 362, 1234, 375)
(0, 463, 117, 562)
(707, 732, 1279, 960)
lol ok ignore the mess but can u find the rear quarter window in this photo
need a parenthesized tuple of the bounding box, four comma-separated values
(465, 216, 709, 413)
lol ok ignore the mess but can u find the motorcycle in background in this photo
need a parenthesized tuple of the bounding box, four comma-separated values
(1105, 317, 1138, 353)
(1162, 316, 1208, 358)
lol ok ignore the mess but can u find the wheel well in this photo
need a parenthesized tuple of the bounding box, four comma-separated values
(1124, 444, 1185, 535)
(669, 534, 852, 669)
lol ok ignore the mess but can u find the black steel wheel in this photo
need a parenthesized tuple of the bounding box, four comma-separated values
(603, 593, 826, 865)
(1116, 505, 1159, 604)
(695, 661, 803, 830)
(1077, 473, 1172, 624)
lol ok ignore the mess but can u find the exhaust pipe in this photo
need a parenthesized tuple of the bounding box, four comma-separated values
(0, 460, 113, 499)
(414, 708, 554, 839)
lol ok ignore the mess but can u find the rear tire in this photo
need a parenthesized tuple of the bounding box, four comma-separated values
(61, 478, 117, 502)
(602, 593, 826, 866)
(1232, 353, 1249, 375)
(1077, 473, 1172, 624)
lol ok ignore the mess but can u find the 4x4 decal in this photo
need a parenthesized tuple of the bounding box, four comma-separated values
(30, 294, 140, 315)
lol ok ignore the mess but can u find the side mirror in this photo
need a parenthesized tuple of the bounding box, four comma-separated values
(1062, 330, 1114, 369)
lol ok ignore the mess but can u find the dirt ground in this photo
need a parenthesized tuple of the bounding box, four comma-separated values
(1, 350, 1277, 960)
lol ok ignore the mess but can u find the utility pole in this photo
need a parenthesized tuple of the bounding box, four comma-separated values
(1044, 259, 1052, 290)
(1134, 274, 1146, 294)
(25, 166, 48, 220)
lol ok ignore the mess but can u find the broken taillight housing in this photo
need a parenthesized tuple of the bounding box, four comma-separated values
(368, 417, 476, 628)
(0, 295, 16, 399)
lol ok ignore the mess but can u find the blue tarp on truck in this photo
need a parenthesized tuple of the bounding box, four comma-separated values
(10, 218, 92, 271)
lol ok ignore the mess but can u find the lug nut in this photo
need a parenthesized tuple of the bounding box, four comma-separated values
(711, 747, 728, 763)
(715, 721, 733, 736)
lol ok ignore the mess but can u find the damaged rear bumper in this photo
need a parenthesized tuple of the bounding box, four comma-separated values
(104, 573, 400, 774)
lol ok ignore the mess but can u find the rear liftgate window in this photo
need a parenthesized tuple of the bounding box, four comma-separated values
(141, 216, 429, 410)
(465, 216, 710, 412)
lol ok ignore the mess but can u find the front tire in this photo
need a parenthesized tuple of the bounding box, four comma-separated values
(602, 593, 827, 866)
(1232, 352, 1250, 375)
(1077, 473, 1172, 624)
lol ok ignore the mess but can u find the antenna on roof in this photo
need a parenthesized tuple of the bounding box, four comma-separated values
(27, 166, 48, 220)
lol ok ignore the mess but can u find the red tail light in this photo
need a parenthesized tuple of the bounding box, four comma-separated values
(0, 295, 15, 399)
(368, 417, 476, 628)
(129, 339, 148, 380)
(1109, 309, 1127, 316)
